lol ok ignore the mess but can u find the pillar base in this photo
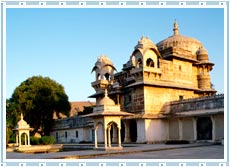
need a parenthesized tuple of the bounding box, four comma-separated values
(18, 145, 31, 148)
(94, 146, 123, 151)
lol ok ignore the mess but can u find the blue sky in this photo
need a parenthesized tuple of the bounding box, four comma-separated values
(6, 8, 224, 102)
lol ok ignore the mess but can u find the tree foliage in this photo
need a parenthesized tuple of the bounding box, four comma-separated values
(6, 98, 19, 144)
(78, 106, 93, 116)
(6, 99, 19, 128)
(10, 76, 70, 135)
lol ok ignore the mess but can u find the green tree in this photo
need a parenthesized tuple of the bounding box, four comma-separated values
(78, 106, 93, 115)
(10, 76, 70, 136)
(6, 99, 19, 144)
(6, 99, 19, 128)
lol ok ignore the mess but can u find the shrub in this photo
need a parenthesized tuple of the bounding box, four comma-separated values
(40, 136, 55, 145)
(30, 136, 40, 145)
(8, 137, 16, 144)
(7, 131, 16, 144)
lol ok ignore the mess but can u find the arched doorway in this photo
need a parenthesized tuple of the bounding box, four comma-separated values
(129, 119, 137, 142)
(109, 122, 118, 144)
(94, 122, 104, 144)
(197, 117, 212, 140)
(107, 121, 122, 148)
(21, 133, 25, 145)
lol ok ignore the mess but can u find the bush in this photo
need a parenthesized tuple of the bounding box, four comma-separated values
(40, 136, 55, 145)
(7, 129, 16, 144)
(30, 136, 40, 145)
(8, 137, 16, 144)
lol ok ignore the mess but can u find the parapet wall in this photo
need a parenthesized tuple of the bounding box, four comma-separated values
(163, 94, 224, 114)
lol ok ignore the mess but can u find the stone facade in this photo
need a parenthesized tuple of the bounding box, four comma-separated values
(162, 94, 224, 142)
(50, 116, 93, 143)
(51, 21, 224, 144)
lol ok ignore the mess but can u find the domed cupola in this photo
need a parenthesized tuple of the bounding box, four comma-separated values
(90, 55, 117, 100)
(91, 55, 117, 81)
(98, 89, 115, 106)
(196, 47, 209, 62)
(134, 36, 160, 56)
(196, 47, 215, 95)
(156, 20, 203, 60)
(16, 113, 30, 129)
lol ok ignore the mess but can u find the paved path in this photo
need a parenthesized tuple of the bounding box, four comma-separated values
(6, 143, 223, 159)
(90, 145, 224, 159)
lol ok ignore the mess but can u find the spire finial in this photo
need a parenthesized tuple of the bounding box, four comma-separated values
(21, 113, 23, 120)
(104, 89, 108, 97)
(173, 19, 179, 36)
(141, 35, 144, 39)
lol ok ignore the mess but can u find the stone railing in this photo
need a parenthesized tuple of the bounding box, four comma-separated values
(162, 94, 224, 114)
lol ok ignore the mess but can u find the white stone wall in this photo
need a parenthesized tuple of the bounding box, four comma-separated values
(182, 118, 194, 140)
(212, 114, 224, 141)
(97, 123, 104, 143)
(51, 127, 93, 143)
(167, 115, 224, 142)
(145, 119, 168, 143)
(168, 118, 179, 140)
(136, 119, 146, 143)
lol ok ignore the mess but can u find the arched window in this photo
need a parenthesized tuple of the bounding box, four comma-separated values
(104, 73, 110, 80)
(131, 56, 136, 66)
(97, 73, 100, 80)
(157, 58, 160, 68)
(137, 58, 142, 68)
(146, 58, 154, 67)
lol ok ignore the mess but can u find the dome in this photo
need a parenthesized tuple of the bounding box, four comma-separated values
(98, 89, 115, 106)
(95, 55, 113, 67)
(17, 119, 28, 127)
(135, 36, 160, 54)
(196, 47, 209, 61)
(17, 113, 30, 128)
(156, 21, 203, 57)
(91, 55, 116, 73)
(197, 47, 208, 55)
(136, 36, 156, 48)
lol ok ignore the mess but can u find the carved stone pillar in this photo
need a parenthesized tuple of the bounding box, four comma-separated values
(211, 116, 216, 141)
(108, 126, 111, 147)
(104, 126, 107, 148)
(16, 133, 19, 146)
(178, 118, 183, 140)
(94, 128, 98, 148)
(19, 132, 21, 147)
(118, 126, 122, 147)
(193, 117, 197, 140)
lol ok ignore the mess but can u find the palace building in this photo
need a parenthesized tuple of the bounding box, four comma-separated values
(51, 21, 224, 146)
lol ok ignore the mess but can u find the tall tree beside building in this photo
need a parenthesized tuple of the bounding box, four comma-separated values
(10, 76, 71, 136)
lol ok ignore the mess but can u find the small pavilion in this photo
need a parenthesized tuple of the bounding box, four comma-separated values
(87, 90, 132, 150)
(13, 113, 33, 147)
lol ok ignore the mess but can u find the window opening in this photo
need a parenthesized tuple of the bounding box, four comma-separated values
(157, 58, 160, 68)
(137, 58, 142, 68)
(97, 73, 100, 80)
(104, 73, 110, 80)
(56, 132, 58, 140)
(146, 58, 154, 67)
